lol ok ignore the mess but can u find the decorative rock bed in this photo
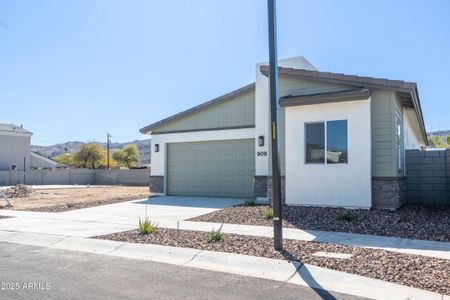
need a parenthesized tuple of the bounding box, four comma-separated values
(189, 204, 450, 242)
(96, 228, 450, 295)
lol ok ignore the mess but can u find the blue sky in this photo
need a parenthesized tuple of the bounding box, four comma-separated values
(1, 0, 449, 145)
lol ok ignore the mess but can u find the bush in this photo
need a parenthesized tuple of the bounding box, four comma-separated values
(264, 209, 274, 219)
(207, 223, 224, 242)
(336, 211, 358, 222)
(244, 199, 256, 207)
(138, 217, 158, 234)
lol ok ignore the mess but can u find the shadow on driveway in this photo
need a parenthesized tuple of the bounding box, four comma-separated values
(133, 196, 244, 209)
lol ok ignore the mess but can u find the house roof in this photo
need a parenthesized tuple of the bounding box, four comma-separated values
(139, 83, 255, 134)
(279, 88, 371, 107)
(260, 65, 428, 145)
(0, 123, 32, 136)
(30, 151, 58, 165)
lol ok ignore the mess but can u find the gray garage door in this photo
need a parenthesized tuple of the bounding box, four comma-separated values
(167, 139, 255, 198)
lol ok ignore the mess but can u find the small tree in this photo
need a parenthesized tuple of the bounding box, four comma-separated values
(112, 144, 140, 168)
(74, 143, 106, 169)
(53, 153, 76, 166)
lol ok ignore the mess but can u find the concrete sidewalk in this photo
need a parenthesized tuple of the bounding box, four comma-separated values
(163, 220, 450, 260)
(0, 230, 446, 300)
(1, 196, 449, 259)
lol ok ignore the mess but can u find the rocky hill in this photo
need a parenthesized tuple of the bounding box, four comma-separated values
(429, 130, 450, 136)
(31, 139, 151, 165)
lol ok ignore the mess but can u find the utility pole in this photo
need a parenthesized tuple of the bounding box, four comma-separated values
(107, 133, 112, 169)
(268, 0, 282, 250)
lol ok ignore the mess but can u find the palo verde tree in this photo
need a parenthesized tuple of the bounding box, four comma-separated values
(112, 144, 140, 168)
(74, 143, 106, 169)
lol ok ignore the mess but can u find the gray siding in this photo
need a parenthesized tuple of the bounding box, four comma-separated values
(371, 90, 404, 177)
(0, 134, 31, 171)
(152, 91, 255, 133)
(371, 90, 397, 177)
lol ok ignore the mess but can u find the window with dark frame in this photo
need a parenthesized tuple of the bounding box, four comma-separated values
(305, 120, 348, 164)
(305, 122, 325, 163)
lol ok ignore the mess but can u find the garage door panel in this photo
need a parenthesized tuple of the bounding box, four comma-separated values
(167, 139, 255, 198)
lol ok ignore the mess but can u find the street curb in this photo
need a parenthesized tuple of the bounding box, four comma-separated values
(0, 230, 446, 300)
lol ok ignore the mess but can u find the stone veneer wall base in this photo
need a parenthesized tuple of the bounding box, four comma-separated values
(372, 177, 406, 210)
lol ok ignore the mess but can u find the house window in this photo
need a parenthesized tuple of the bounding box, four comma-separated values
(11, 164, 17, 171)
(305, 123, 325, 163)
(305, 120, 348, 164)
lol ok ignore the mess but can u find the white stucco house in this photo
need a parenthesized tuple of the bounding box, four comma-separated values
(0, 123, 57, 171)
(140, 57, 427, 209)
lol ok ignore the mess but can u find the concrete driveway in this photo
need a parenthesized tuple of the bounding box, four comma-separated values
(0, 196, 243, 237)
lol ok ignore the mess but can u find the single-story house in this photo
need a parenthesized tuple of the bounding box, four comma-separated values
(0, 123, 57, 171)
(140, 57, 427, 209)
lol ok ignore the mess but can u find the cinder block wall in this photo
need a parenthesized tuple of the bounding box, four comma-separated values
(0, 169, 150, 187)
(405, 149, 450, 206)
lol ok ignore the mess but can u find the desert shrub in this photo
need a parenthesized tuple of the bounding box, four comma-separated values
(264, 209, 274, 219)
(336, 211, 358, 222)
(207, 223, 224, 242)
(244, 199, 256, 207)
(138, 217, 158, 234)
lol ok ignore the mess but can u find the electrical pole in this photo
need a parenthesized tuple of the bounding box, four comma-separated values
(107, 133, 112, 169)
(268, 0, 282, 250)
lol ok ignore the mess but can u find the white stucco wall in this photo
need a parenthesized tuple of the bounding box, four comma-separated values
(284, 98, 372, 208)
(0, 132, 31, 171)
(403, 107, 426, 150)
(150, 128, 255, 177)
(254, 57, 317, 176)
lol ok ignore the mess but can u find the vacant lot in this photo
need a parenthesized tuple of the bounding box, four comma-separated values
(0, 186, 149, 212)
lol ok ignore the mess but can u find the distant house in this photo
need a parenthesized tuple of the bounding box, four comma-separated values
(0, 123, 57, 171)
(140, 57, 427, 209)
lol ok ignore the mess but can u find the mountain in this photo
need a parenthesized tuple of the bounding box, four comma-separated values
(31, 139, 152, 165)
(428, 130, 450, 136)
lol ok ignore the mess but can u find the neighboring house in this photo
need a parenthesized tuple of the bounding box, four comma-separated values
(0, 123, 57, 171)
(140, 57, 427, 209)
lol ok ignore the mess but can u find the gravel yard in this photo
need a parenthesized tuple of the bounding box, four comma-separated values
(0, 186, 150, 212)
(189, 204, 450, 242)
(96, 228, 450, 295)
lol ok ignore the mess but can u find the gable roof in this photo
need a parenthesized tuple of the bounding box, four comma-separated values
(30, 151, 58, 165)
(260, 65, 427, 145)
(139, 83, 255, 134)
(0, 123, 32, 136)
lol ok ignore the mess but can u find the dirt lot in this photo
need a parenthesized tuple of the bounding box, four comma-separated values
(0, 186, 150, 212)
(189, 204, 450, 242)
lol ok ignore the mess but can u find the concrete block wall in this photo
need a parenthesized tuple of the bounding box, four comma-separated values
(0, 169, 150, 187)
(405, 149, 449, 206)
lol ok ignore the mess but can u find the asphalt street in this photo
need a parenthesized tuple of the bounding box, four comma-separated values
(0, 242, 367, 300)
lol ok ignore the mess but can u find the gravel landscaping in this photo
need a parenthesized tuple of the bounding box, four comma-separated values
(96, 228, 450, 295)
(189, 204, 450, 242)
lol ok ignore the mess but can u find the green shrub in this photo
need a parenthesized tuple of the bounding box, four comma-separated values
(244, 199, 256, 207)
(264, 209, 274, 219)
(336, 211, 358, 222)
(138, 217, 158, 234)
(207, 223, 224, 242)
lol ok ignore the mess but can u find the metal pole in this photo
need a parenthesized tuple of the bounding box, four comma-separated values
(107, 133, 111, 169)
(268, 0, 282, 250)
(23, 157, 26, 184)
